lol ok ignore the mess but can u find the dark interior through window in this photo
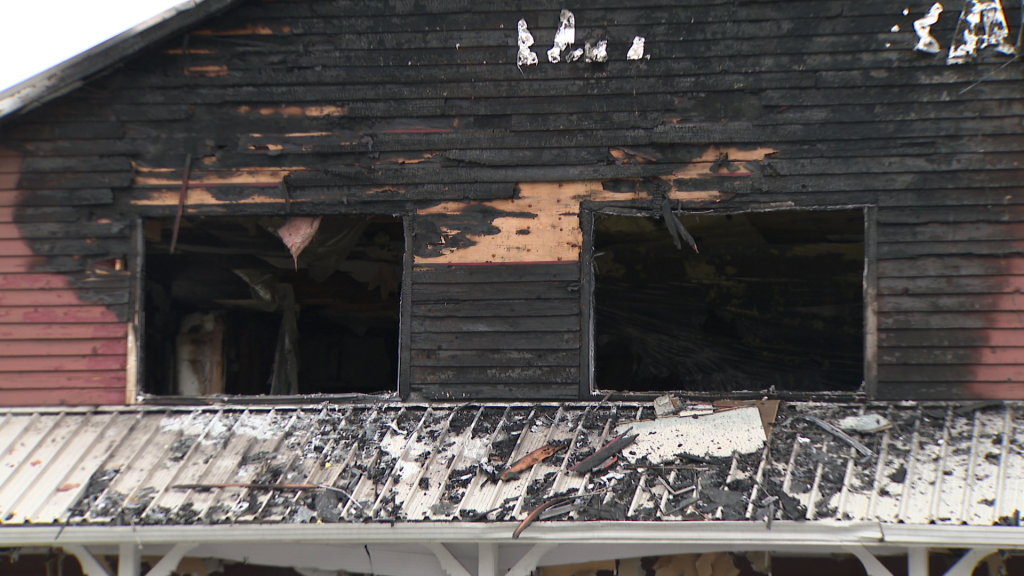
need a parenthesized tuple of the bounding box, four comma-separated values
(143, 215, 403, 397)
(594, 209, 865, 393)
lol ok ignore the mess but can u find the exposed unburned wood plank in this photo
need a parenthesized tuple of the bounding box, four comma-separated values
(880, 329, 1024, 348)
(411, 349, 578, 367)
(413, 383, 577, 401)
(0, 387, 126, 407)
(879, 312, 1024, 330)
(880, 347, 1024, 365)
(878, 294, 1024, 312)
(0, 323, 127, 340)
(412, 331, 580, 350)
(412, 262, 580, 283)
(0, 307, 124, 324)
(412, 366, 578, 384)
(411, 315, 579, 333)
(412, 282, 579, 301)
(879, 276, 1024, 295)
(412, 299, 579, 317)
(0, 355, 127, 372)
(0, 339, 127, 356)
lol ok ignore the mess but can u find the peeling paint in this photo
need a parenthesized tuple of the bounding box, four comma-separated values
(626, 36, 646, 60)
(584, 40, 609, 63)
(517, 19, 539, 67)
(914, 3, 945, 53)
(947, 0, 1016, 64)
(547, 10, 576, 63)
(237, 105, 348, 117)
(133, 168, 298, 187)
(414, 146, 776, 264)
(184, 65, 228, 77)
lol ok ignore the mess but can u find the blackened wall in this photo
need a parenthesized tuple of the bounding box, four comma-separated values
(1, 0, 1024, 403)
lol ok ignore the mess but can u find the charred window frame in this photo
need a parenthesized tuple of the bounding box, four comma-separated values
(580, 204, 878, 400)
(127, 212, 414, 404)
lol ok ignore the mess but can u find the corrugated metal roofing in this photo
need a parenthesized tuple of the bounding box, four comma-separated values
(0, 401, 1022, 528)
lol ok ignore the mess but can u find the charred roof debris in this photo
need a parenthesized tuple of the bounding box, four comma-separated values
(0, 400, 1007, 530)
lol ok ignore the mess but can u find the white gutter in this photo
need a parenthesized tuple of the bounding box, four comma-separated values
(1, 521, 1022, 549)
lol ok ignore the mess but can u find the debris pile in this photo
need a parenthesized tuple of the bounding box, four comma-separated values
(53, 400, 1021, 529)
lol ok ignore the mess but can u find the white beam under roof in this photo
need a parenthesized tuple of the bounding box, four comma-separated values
(4, 521, 1024, 549)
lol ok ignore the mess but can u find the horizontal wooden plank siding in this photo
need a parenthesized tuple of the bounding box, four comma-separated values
(4, 0, 1024, 404)
(0, 148, 130, 406)
(877, 215, 1024, 400)
(409, 263, 580, 400)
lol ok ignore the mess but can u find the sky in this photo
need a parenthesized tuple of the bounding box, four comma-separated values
(0, 0, 186, 93)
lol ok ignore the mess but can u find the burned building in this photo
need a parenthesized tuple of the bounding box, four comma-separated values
(2, 0, 1024, 575)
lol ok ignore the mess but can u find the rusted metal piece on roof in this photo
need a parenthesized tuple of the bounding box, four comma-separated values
(947, 0, 1016, 64)
(168, 153, 192, 254)
(914, 3, 945, 53)
(569, 431, 637, 474)
(500, 443, 565, 481)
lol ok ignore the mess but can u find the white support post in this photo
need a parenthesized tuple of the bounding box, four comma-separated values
(506, 543, 557, 576)
(424, 542, 473, 576)
(908, 548, 928, 576)
(942, 548, 999, 576)
(846, 545, 895, 576)
(479, 542, 499, 576)
(118, 543, 141, 576)
(143, 542, 198, 576)
(64, 544, 112, 576)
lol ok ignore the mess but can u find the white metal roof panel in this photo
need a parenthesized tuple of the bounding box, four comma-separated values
(0, 401, 1021, 529)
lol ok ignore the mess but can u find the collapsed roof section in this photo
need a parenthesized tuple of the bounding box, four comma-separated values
(0, 400, 1021, 534)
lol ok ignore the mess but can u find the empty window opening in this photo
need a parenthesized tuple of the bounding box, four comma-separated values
(593, 209, 865, 394)
(143, 215, 404, 397)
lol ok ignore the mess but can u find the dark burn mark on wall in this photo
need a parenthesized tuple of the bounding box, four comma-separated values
(414, 205, 537, 259)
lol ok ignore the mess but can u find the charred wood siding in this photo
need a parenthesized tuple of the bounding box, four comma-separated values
(410, 263, 580, 400)
(1, 0, 1024, 401)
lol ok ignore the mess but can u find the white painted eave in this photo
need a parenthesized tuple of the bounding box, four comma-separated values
(2, 521, 1024, 549)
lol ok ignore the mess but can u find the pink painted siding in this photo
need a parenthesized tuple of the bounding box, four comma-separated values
(0, 149, 126, 406)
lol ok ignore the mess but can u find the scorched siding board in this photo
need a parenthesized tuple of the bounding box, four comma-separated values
(410, 263, 581, 400)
